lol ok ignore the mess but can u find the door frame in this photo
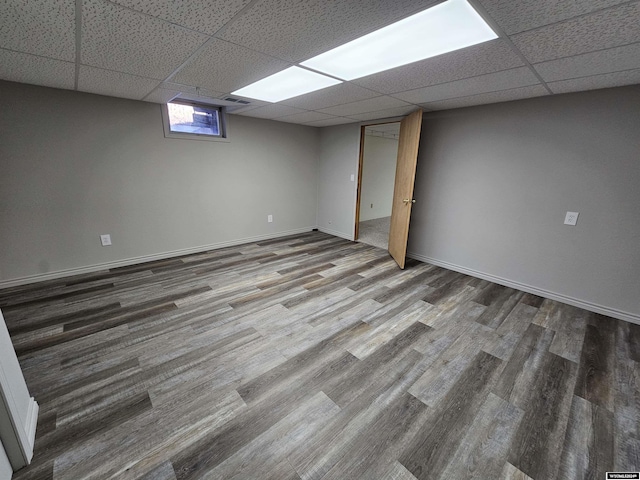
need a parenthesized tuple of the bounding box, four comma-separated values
(354, 119, 404, 241)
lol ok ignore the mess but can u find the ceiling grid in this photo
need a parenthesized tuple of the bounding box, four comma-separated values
(0, 0, 639, 124)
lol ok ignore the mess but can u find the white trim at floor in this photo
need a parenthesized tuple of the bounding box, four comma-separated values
(0, 227, 316, 289)
(407, 252, 640, 325)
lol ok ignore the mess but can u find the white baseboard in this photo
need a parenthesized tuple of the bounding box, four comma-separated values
(24, 398, 38, 463)
(0, 227, 316, 289)
(407, 251, 640, 325)
(317, 226, 354, 242)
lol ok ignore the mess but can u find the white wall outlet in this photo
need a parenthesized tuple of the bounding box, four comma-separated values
(267, 214, 273, 223)
(350, 174, 355, 182)
(100, 234, 112, 246)
(564, 212, 579, 226)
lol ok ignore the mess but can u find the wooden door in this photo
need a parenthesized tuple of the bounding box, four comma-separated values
(388, 109, 423, 269)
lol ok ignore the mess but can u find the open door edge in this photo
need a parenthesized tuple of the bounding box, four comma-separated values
(354, 125, 366, 241)
(388, 109, 423, 269)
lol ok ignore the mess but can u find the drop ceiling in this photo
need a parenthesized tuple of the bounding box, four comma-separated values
(1, 0, 639, 126)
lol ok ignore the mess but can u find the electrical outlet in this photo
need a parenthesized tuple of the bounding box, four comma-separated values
(267, 214, 273, 223)
(350, 174, 355, 182)
(370, 203, 373, 208)
(564, 212, 579, 226)
(100, 234, 112, 246)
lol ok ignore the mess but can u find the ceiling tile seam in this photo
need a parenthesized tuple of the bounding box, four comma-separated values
(530, 39, 640, 65)
(344, 110, 418, 121)
(540, 66, 640, 83)
(142, 0, 284, 100)
(74, 62, 167, 82)
(386, 65, 541, 98)
(502, 0, 640, 36)
(419, 83, 548, 105)
(318, 96, 416, 113)
(205, 0, 263, 39)
(208, 37, 297, 69)
(143, 0, 527, 106)
(74, 0, 82, 90)
(354, 114, 418, 123)
(225, 0, 452, 66)
(140, 1, 449, 105)
(141, 0, 266, 101)
(100, 0, 218, 38)
(276, 111, 342, 120)
(0, 47, 75, 64)
(423, 83, 540, 105)
(219, 82, 417, 110)
(140, 36, 216, 101)
(359, 106, 426, 118)
(301, 117, 354, 125)
(254, 108, 319, 120)
(199, 37, 416, 99)
(466, 0, 553, 94)
(277, 80, 401, 107)
(144, 3, 458, 103)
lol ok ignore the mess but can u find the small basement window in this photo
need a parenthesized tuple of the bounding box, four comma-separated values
(161, 100, 228, 142)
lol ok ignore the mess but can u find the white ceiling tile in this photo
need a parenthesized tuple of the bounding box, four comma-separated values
(142, 88, 181, 103)
(277, 111, 337, 124)
(236, 104, 306, 119)
(352, 39, 524, 94)
(280, 83, 379, 110)
(534, 42, 640, 82)
(171, 39, 290, 94)
(547, 69, 640, 94)
(347, 105, 419, 121)
(82, 0, 208, 80)
(393, 67, 540, 104)
(422, 85, 549, 110)
(0, 0, 75, 61)
(304, 117, 359, 127)
(0, 49, 75, 90)
(478, 0, 630, 35)
(78, 65, 160, 99)
(228, 104, 262, 114)
(108, 0, 251, 35)
(176, 89, 227, 104)
(318, 96, 411, 116)
(161, 82, 197, 94)
(217, 0, 442, 62)
(511, 2, 640, 64)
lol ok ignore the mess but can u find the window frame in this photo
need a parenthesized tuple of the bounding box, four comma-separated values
(161, 99, 230, 143)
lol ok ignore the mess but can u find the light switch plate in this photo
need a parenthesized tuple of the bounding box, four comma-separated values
(100, 234, 112, 246)
(350, 174, 355, 182)
(564, 212, 579, 226)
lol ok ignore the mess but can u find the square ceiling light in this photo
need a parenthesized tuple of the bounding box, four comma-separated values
(232, 66, 342, 102)
(301, 0, 498, 81)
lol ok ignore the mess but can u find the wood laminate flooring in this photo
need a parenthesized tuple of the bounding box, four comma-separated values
(1, 232, 638, 480)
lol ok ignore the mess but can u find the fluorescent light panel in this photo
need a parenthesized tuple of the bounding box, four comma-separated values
(232, 66, 341, 103)
(301, 0, 498, 81)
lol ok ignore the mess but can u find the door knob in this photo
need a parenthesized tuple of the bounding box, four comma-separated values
(403, 199, 416, 204)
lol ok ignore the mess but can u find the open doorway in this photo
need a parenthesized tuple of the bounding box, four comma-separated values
(355, 122, 401, 250)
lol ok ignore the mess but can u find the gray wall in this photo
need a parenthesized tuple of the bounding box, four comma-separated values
(359, 135, 398, 222)
(316, 86, 640, 322)
(408, 86, 640, 322)
(316, 123, 360, 239)
(0, 81, 319, 285)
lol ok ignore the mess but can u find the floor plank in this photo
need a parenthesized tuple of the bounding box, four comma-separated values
(0, 231, 633, 480)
